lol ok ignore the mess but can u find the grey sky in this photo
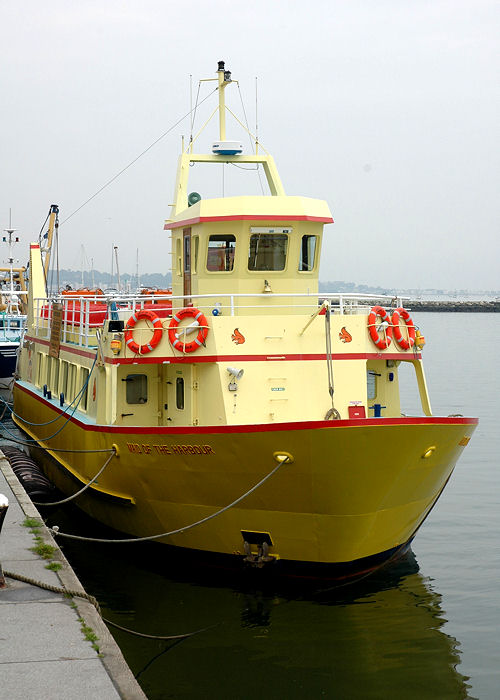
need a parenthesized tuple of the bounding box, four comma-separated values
(2, 0, 498, 290)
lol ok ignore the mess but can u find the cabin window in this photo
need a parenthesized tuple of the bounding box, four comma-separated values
(207, 235, 236, 272)
(61, 361, 69, 398)
(192, 235, 199, 273)
(176, 377, 185, 409)
(125, 374, 148, 404)
(80, 368, 90, 411)
(67, 363, 77, 402)
(299, 235, 317, 271)
(44, 355, 52, 389)
(248, 233, 288, 271)
(51, 359, 60, 394)
(183, 234, 191, 273)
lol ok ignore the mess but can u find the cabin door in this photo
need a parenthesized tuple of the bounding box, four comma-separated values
(117, 365, 159, 427)
(183, 228, 192, 305)
(161, 365, 194, 426)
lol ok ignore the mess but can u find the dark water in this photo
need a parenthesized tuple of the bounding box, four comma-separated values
(4, 313, 500, 699)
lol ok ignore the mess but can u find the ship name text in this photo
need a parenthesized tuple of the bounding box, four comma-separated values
(126, 442, 215, 456)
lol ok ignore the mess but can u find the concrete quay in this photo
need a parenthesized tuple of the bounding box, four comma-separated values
(0, 452, 147, 700)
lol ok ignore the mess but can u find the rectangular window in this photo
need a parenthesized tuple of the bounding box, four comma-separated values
(192, 236, 199, 273)
(299, 235, 317, 271)
(46, 356, 52, 392)
(176, 377, 185, 410)
(183, 234, 191, 273)
(61, 361, 69, 398)
(67, 363, 76, 402)
(248, 233, 288, 271)
(207, 235, 236, 271)
(52, 359, 60, 394)
(80, 368, 89, 411)
(125, 374, 148, 404)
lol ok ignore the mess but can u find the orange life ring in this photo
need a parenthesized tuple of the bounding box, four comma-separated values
(367, 305, 393, 349)
(392, 307, 416, 350)
(168, 307, 208, 353)
(124, 309, 163, 355)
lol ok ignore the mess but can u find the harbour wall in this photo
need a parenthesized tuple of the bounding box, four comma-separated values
(408, 300, 500, 312)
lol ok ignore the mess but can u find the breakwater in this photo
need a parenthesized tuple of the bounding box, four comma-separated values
(408, 300, 500, 312)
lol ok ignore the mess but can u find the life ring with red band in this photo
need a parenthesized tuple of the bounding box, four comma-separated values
(124, 309, 164, 355)
(392, 307, 416, 350)
(168, 307, 209, 353)
(367, 305, 393, 349)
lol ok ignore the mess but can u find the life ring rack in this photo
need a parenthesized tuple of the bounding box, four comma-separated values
(168, 307, 209, 353)
(392, 307, 416, 350)
(367, 305, 393, 349)
(124, 309, 164, 355)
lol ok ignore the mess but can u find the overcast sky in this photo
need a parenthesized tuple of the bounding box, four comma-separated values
(2, 0, 499, 290)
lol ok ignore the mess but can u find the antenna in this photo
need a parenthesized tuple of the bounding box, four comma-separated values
(114, 246, 121, 292)
(3, 218, 20, 311)
(255, 76, 259, 155)
(80, 245, 85, 288)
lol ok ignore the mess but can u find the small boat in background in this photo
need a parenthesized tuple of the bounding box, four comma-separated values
(0, 226, 26, 394)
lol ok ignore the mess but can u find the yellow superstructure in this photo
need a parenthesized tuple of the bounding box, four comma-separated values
(13, 62, 477, 578)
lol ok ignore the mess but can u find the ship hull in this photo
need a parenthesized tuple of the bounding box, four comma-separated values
(13, 382, 476, 573)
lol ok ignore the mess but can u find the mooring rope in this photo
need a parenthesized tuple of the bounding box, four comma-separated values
(32, 449, 117, 507)
(0, 428, 114, 454)
(49, 456, 290, 544)
(3, 570, 213, 641)
(1, 355, 97, 431)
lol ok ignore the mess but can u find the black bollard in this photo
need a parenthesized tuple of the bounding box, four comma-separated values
(0, 494, 8, 588)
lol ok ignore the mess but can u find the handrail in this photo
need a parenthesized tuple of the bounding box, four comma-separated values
(31, 291, 410, 347)
(43, 291, 408, 304)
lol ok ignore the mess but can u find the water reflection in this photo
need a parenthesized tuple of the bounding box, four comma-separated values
(41, 505, 473, 700)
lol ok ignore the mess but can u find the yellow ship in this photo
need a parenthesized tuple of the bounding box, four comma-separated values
(13, 62, 477, 579)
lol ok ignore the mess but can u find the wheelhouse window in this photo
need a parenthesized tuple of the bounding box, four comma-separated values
(183, 235, 191, 273)
(248, 233, 288, 271)
(299, 235, 318, 271)
(192, 235, 199, 273)
(125, 374, 148, 404)
(207, 235, 236, 272)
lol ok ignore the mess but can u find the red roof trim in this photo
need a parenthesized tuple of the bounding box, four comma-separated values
(164, 214, 334, 230)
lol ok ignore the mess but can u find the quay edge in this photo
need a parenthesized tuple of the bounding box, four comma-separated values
(0, 452, 147, 700)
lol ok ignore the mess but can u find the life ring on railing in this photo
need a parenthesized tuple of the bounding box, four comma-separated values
(392, 307, 416, 350)
(168, 307, 209, 353)
(367, 305, 393, 349)
(124, 309, 163, 355)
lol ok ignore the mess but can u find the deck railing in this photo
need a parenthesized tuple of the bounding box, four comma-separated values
(32, 292, 408, 347)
